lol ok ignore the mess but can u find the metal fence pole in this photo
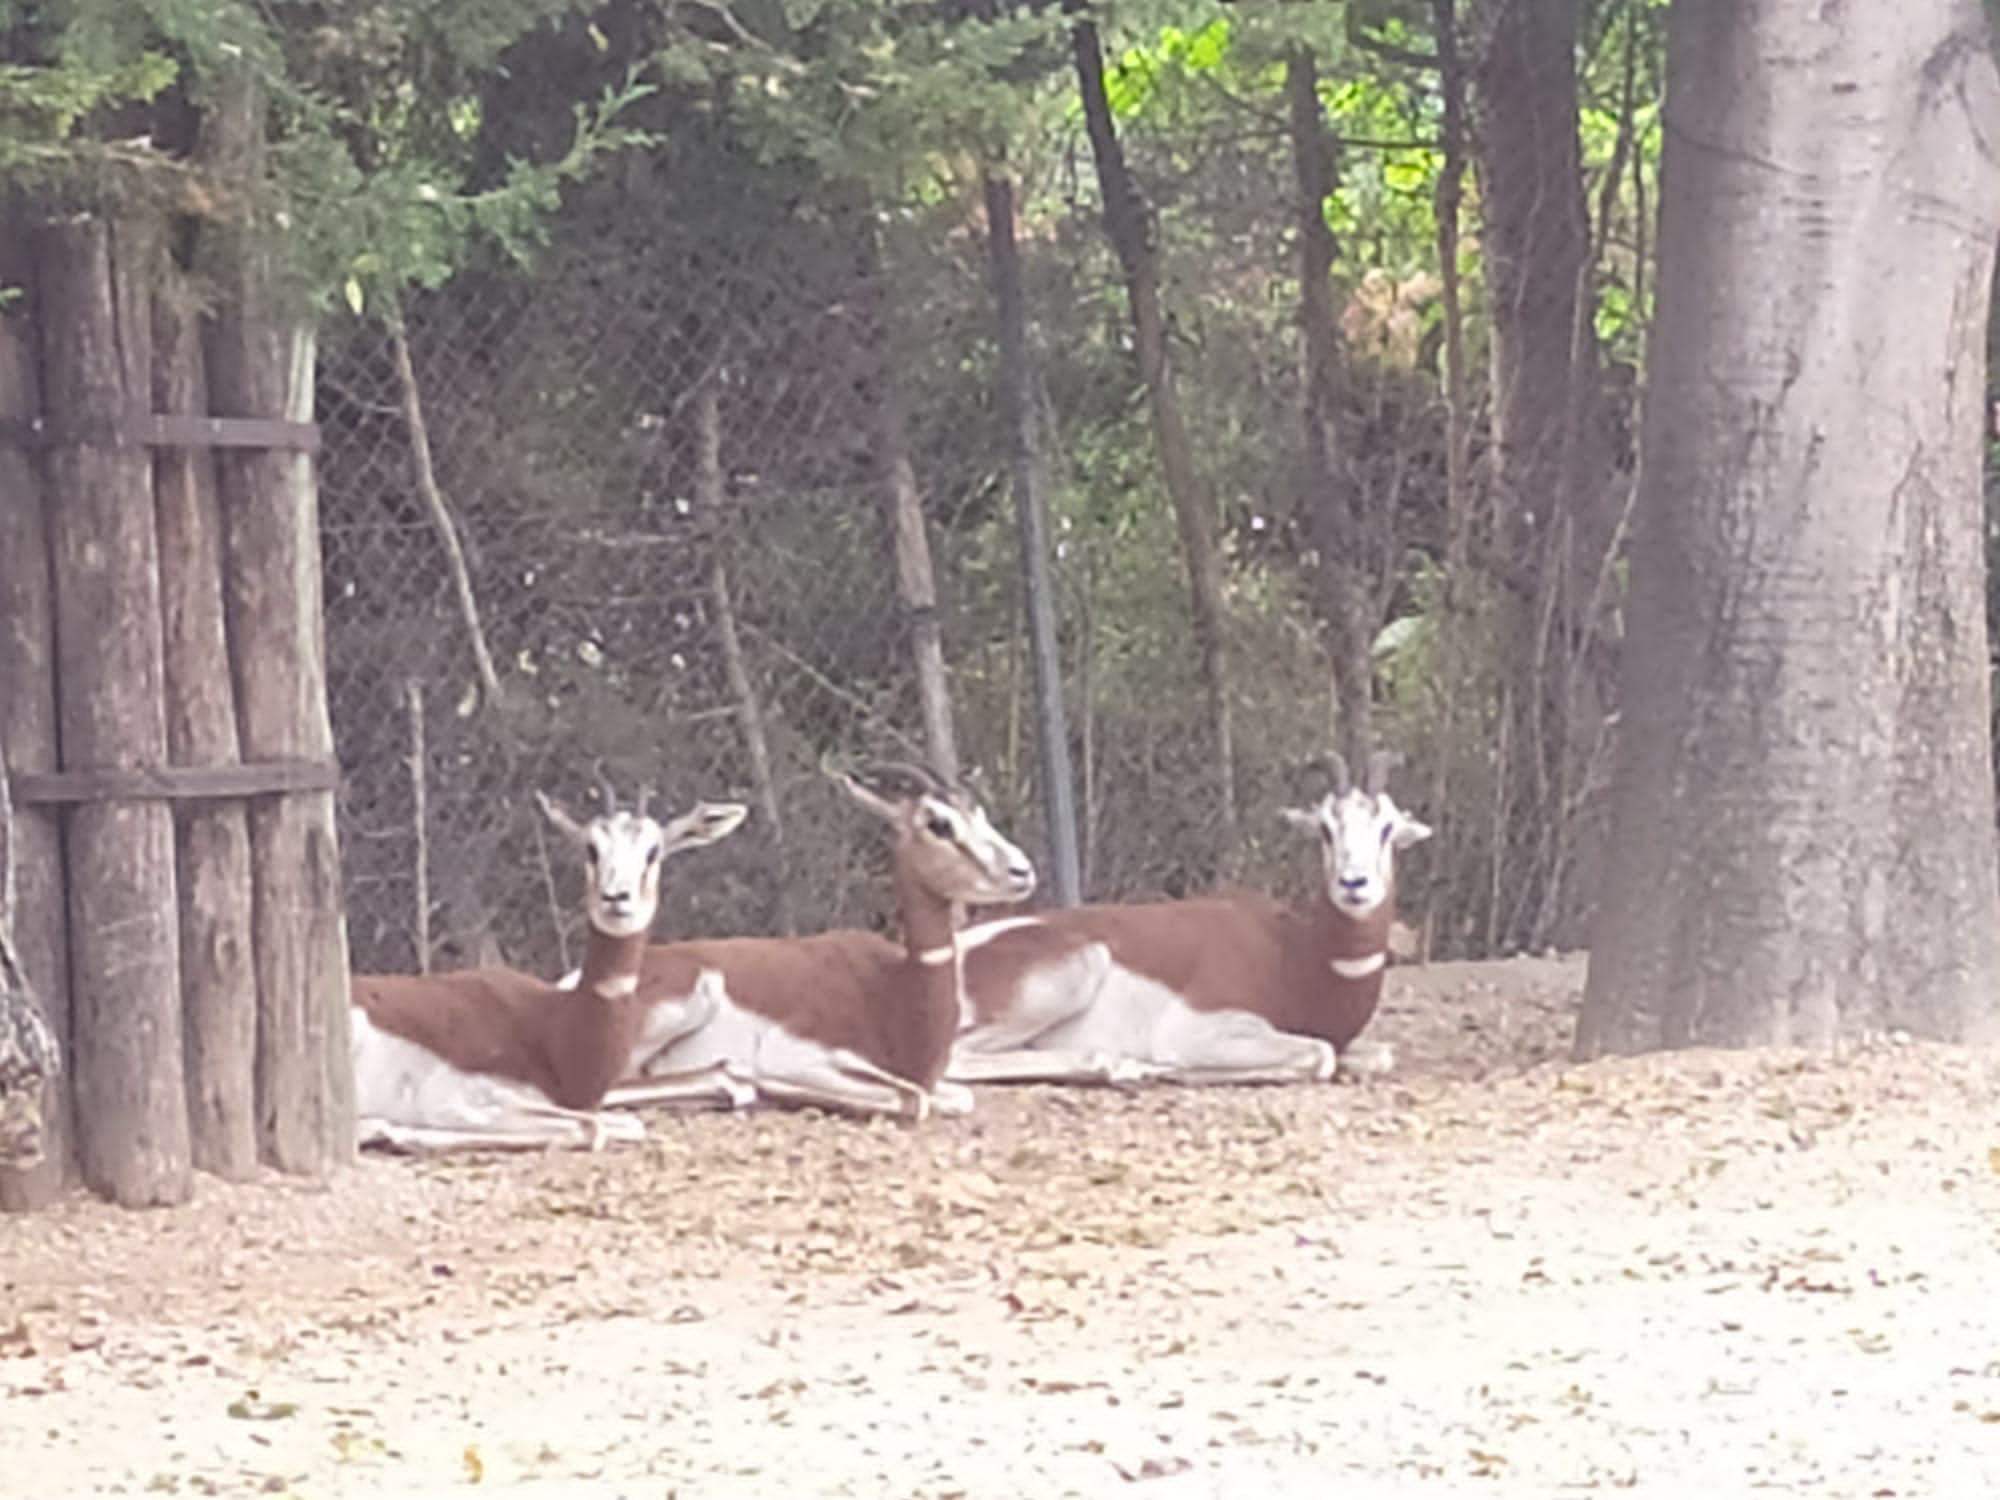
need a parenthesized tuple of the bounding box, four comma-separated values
(985, 172, 1082, 907)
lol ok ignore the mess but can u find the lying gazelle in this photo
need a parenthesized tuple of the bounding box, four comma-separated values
(588, 762, 1036, 1122)
(947, 750, 1432, 1087)
(350, 783, 747, 1153)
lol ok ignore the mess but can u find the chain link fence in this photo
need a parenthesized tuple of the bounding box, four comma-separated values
(318, 201, 1375, 979)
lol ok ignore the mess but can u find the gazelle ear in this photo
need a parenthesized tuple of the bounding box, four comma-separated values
(1390, 804, 1434, 849)
(1280, 805, 1322, 836)
(661, 800, 749, 853)
(534, 790, 589, 844)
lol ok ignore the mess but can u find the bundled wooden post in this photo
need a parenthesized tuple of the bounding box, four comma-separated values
(201, 79, 355, 1171)
(153, 287, 261, 1181)
(0, 213, 74, 1210)
(37, 216, 192, 1207)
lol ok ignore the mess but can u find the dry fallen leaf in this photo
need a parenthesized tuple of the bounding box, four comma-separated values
(463, 1444, 484, 1483)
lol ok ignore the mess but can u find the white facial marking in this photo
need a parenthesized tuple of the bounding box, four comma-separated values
(583, 810, 665, 938)
(1329, 952, 1387, 981)
(1305, 787, 1431, 917)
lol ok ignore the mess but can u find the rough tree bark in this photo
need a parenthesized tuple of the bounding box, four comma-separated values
(1468, 0, 1616, 950)
(153, 284, 260, 1181)
(1285, 43, 1375, 772)
(1576, 0, 2000, 1053)
(38, 217, 193, 1207)
(1072, 15, 1239, 857)
(200, 77, 355, 1170)
(0, 207, 74, 1210)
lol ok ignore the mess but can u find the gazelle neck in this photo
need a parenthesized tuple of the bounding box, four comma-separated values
(1316, 884, 1394, 981)
(888, 852, 962, 1090)
(544, 923, 651, 1109)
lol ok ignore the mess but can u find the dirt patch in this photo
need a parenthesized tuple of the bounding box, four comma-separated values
(5, 954, 2000, 1496)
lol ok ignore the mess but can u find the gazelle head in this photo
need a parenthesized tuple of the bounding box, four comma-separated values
(838, 761, 1037, 908)
(536, 779, 749, 939)
(1283, 750, 1432, 918)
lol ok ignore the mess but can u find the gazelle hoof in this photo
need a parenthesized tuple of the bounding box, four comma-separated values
(929, 1080, 976, 1117)
(1335, 1039, 1396, 1080)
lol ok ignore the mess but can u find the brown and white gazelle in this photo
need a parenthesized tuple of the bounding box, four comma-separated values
(947, 751, 1431, 1087)
(598, 762, 1036, 1121)
(350, 783, 747, 1153)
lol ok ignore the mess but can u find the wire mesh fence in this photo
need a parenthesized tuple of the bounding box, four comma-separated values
(317, 202, 1389, 980)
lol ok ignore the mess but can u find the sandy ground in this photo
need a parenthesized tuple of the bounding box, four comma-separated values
(5, 952, 2000, 1498)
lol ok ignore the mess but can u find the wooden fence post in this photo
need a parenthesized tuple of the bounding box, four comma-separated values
(37, 216, 192, 1208)
(0, 208, 74, 1211)
(154, 283, 261, 1181)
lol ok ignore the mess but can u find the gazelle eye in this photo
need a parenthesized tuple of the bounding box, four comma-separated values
(1380, 825, 1393, 845)
(645, 845, 662, 866)
(925, 815, 954, 840)
(585, 845, 600, 866)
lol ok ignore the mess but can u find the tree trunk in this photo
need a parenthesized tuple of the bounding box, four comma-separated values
(984, 168, 1083, 906)
(153, 283, 260, 1181)
(38, 217, 192, 1207)
(695, 368, 795, 935)
(1469, 0, 1615, 951)
(1576, 0, 2000, 1054)
(1072, 15, 1238, 861)
(0, 206, 73, 1210)
(199, 76, 355, 1171)
(845, 196, 962, 781)
(1285, 44, 1375, 772)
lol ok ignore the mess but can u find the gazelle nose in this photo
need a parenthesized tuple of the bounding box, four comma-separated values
(1007, 859, 1036, 890)
(1339, 875, 1369, 893)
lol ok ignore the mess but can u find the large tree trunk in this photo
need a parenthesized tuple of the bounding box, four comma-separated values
(39, 217, 193, 1207)
(200, 78, 355, 1170)
(1072, 16, 1239, 862)
(1576, 0, 2000, 1054)
(1285, 43, 1374, 772)
(1469, 0, 1617, 952)
(0, 206, 73, 1210)
(153, 284, 260, 1181)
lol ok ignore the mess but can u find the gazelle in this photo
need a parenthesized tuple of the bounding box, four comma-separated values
(947, 751, 1432, 1087)
(350, 783, 747, 1153)
(592, 762, 1036, 1122)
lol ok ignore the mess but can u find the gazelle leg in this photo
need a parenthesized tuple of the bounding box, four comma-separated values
(604, 1063, 757, 1112)
(749, 1038, 933, 1121)
(360, 1105, 646, 1156)
(947, 1047, 1165, 1087)
(1146, 1010, 1337, 1087)
(949, 944, 1147, 1087)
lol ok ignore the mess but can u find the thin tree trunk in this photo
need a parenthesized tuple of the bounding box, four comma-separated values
(845, 197, 961, 781)
(153, 280, 259, 1181)
(984, 168, 1083, 906)
(1432, 0, 1473, 572)
(1285, 44, 1375, 772)
(0, 205, 73, 1210)
(200, 75, 354, 1172)
(1072, 14, 1238, 861)
(38, 216, 192, 1207)
(1577, 0, 2000, 1054)
(694, 369, 794, 935)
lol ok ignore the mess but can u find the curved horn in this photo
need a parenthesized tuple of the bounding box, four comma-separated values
(591, 758, 620, 813)
(1324, 751, 1353, 795)
(635, 784, 654, 819)
(1365, 748, 1399, 793)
